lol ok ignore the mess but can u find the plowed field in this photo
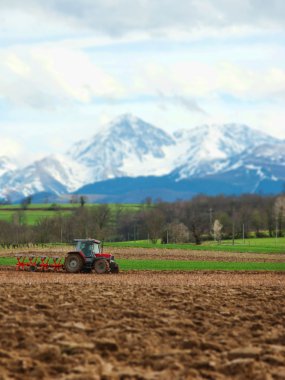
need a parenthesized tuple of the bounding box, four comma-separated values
(0, 268, 285, 380)
(1, 246, 284, 262)
(108, 247, 285, 262)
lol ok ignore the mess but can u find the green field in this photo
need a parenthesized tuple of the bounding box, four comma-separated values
(0, 210, 72, 225)
(0, 203, 144, 225)
(107, 237, 285, 254)
(117, 259, 285, 271)
(105, 238, 285, 254)
(0, 203, 144, 210)
(0, 204, 77, 209)
(0, 257, 18, 265)
(0, 257, 284, 271)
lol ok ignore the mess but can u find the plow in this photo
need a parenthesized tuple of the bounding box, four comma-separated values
(11, 238, 119, 274)
(15, 255, 65, 272)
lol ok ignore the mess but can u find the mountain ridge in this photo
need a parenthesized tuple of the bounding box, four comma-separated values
(0, 114, 284, 202)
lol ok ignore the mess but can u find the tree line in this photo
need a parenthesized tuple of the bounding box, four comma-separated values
(0, 194, 284, 246)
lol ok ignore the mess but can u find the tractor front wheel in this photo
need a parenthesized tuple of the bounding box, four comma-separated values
(94, 259, 110, 274)
(110, 262, 119, 274)
(65, 254, 84, 273)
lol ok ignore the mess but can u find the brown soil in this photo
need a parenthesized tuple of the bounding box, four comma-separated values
(1, 246, 285, 262)
(0, 270, 284, 379)
(108, 247, 285, 262)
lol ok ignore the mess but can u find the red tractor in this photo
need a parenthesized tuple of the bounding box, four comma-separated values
(64, 239, 119, 274)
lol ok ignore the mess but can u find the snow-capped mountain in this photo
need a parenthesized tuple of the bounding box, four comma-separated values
(0, 155, 89, 200)
(171, 124, 278, 179)
(68, 116, 280, 182)
(68, 114, 176, 180)
(0, 114, 284, 202)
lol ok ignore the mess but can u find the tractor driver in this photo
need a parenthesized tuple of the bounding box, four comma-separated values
(81, 242, 92, 257)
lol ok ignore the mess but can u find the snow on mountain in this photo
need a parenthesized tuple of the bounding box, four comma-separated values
(171, 124, 279, 179)
(227, 141, 285, 185)
(0, 156, 18, 200)
(0, 113, 176, 201)
(0, 156, 16, 177)
(250, 141, 285, 165)
(69, 114, 176, 179)
(0, 154, 89, 201)
(0, 114, 284, 201)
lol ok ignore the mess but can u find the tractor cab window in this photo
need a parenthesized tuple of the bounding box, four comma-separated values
(84, 244, 93, 257)
(76, 241, 92, 257)
(75, 241, 101, 255)
(93, 243, 101, 254)
(75, 241, 82, 251)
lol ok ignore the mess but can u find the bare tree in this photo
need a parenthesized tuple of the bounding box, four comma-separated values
(181, 201, 207, 245)
(213, 219, 223, 243)
(163, 222, 189, 243)
(144, 208, 165, 243)
(274, 196, 285, 237)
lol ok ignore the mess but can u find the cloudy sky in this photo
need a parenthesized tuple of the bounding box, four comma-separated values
(1, 0, 285, 165)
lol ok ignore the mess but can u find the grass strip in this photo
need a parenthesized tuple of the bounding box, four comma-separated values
(1, 257, 284, 271)
(0, 257, 18, 265)
(106, 241, 285, 254)
(116, 259, 285, 271)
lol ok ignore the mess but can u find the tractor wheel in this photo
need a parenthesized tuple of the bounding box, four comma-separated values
(94, 259, 110, 274)
(65, 254, 84, 273)
(110, 262, 119, 274)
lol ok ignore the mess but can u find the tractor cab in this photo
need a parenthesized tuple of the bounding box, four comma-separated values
(74, 239, 102, 257)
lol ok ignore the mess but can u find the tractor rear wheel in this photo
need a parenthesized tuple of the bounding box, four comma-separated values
(94, 259, 110, 274)
(65, 254, 84, 273)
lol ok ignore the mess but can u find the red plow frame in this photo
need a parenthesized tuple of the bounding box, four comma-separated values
(15, 254, 65, 272)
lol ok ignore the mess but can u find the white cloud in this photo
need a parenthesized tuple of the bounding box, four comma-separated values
(132, 59, 285, 103)
(3, 43, 284, 114)
(218, 63, 285, 100)
(4, 53, 30, 77)
(1, 0, 284, 39)
(0, 45, 124, 108)
(1, 137, 22, 158)
(33, 47, 125, 102)
(0, 0, 285, 164)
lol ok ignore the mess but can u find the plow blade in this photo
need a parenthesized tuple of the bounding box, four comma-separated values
(15, 254, 65, 271)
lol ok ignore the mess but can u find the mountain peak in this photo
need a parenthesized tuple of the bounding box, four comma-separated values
(106, 113, 161, 138)
(111, 113, 138, 124)
(106, 113, 145, 135)
(69, 114, 175, 180)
